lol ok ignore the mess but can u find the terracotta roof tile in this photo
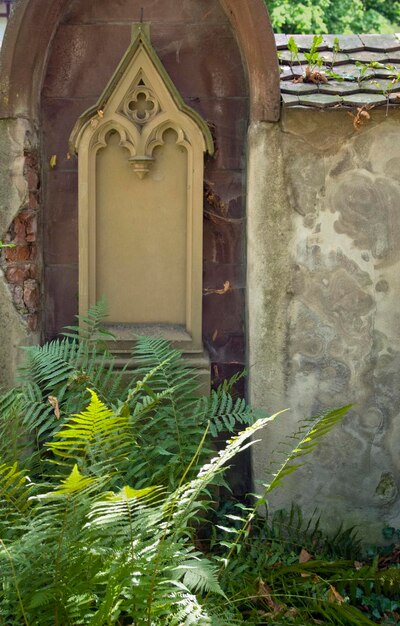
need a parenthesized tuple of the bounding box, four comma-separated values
(276, 34, 400, 109)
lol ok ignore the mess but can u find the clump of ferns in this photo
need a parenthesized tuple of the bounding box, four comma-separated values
(0, 388, 272, 625)
(0, 302, 360, 625)
(0, 299, 258, 491)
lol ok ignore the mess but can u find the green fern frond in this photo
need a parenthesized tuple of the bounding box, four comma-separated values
(265, 405, 351, 493)
(47, 389, 134, 471)
(0, 462, 32, 534)
(0, 389, 27, 463)
(132, 336, 200, 398)
(20, 338, 76, 389)
(51, 464, 96, 495)
(62, 296, 113, 343)
(198, 389, 255, 437)
(173, 557, 226, 597)
(169, 415, 277, 530)
(86, 483, 163, 528)
(166, 593, 215, 625)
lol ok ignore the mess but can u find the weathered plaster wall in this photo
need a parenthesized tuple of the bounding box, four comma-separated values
(249, 109, 400, 538)
(0, 118, 39, 388)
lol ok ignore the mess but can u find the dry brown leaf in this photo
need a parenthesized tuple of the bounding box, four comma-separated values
(302, 66, 329, 84)
(299, 548, 313, 563)
(257, 579, 286, 613)
(328, 585, 345, 605)
(48, 395, 60, 420)
(204, 181, 227, 216)
(204, 281, 231, 295)
(347, 106, 372, 130)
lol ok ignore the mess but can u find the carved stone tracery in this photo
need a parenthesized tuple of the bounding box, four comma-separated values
(122, 82, 160, 127)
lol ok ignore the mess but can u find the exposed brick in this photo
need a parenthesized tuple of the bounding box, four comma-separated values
(23, 279, 40, 313)
(26, 215, 37, 243)
(5, 245, 32, 262)
(28, 192, 39, 210)
(3, 152, 41, 331)
(5, 266, 30, 284)
(24, 153, 38, 169)
(25, 168, 39, 191)
(12, 216, 28, 244)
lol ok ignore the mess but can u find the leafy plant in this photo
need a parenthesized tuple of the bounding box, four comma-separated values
(0, 388, 270, 624)
(287, 35, 328, 84)
(303, 34, 324, 74)
(213, 499, 400, 626)
(0, 304, 354, 624)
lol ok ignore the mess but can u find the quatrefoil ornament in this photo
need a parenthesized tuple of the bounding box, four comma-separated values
(124, 87, 159, 125)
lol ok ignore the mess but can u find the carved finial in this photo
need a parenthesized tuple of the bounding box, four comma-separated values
(131, 21, 150, 42)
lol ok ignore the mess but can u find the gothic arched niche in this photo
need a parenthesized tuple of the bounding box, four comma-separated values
(0, 0, 279, 410)
(70, 25, 214, 356)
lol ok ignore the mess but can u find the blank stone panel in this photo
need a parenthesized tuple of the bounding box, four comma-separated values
(96, 130, 187, 325)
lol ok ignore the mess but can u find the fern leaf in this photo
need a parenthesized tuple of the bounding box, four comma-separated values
(169, 414, 278, 531)
(51, 464, 96, 495)
(173, 557, 226, 597)
(47, 390, 134, 468)
(266, 406, 351, 493)
(86, 484, 163, 527)
(0, 462, 32, 526)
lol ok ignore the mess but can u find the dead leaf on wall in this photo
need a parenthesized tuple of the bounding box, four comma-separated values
(347, 106, 371, 130)
(204, 280, 231, 295)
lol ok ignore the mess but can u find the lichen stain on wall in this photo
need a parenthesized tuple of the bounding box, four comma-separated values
(252, 109, 400, 537)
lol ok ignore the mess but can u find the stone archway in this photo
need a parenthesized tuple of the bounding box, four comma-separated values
(0, 0, 279, 410)
(0, 0, 279, 121)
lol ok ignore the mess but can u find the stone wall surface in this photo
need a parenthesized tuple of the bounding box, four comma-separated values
(249, 109, 400, 539)
(0, 118, 39, 388)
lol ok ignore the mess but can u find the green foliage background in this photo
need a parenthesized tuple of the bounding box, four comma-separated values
(265, 0, 400, 34)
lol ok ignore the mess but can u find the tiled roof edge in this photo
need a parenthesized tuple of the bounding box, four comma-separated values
(276, 34, 400, 109)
